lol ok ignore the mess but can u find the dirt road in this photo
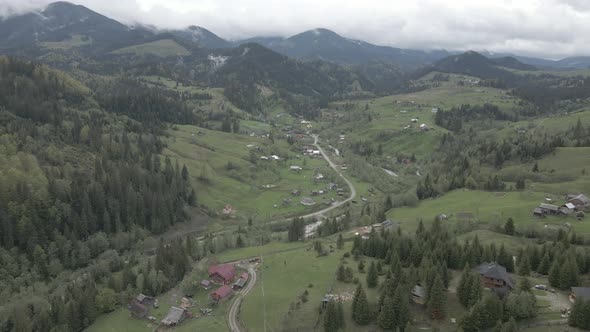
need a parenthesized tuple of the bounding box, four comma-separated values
(228, 267, 257, 332)
(226, 135, 357, 331)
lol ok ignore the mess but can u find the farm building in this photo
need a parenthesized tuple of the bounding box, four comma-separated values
(570, 287, 590, 303)
(411, 284, 427, 305)
(135, 293, 156, 307)
(474, 262, 514, 291)
(233, 278, 247, 290)
(211, 285, 233, 302)
(233, 272, 249, 290)
(128, 301, 148, 319)
(538, 203, 560, 215)
(301, 197, 316, 206)
(567, 194, 590, 210)
(161, 307, 188, 326)
(200, 280, 212, 289)
(208, 264, 236, 284)
(533, 208, 545, 217)
(290, 165, 303, 172)
(291, 189, 301, 196)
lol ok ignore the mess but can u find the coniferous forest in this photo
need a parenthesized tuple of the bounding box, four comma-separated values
(0, 56, 195, 331)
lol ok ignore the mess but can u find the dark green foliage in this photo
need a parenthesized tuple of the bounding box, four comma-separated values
(323, 300, 344, 332)
(428, 275, 446, 320)
(457, 264, 483, 308)
(336, 234, 344, 249)
(504, 218, 515, 235)
(287, 218, 305, 242)
(352, 284, 370, 325)
(378, 295, 396, 330)
(366, 261, 378, 288)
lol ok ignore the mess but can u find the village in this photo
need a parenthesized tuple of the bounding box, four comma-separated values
(124, 259, 258, 330)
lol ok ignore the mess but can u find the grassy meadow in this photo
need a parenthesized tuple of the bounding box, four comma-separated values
(111, 39, 191, 57)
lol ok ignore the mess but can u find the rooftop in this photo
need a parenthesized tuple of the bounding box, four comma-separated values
(474, 262, 514, 289)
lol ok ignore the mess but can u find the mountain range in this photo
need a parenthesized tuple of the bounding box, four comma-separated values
(1, 1, 589, 73)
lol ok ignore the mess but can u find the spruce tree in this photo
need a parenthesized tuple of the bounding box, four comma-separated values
(504, 218, 515, 235)
(536, 252, 551, 275)
(378, 295, 396, 330)
(323, 300, 338, 332)
(548, 259, 560, 288)
(336, 234, 344, 249)
(335, 300, 344, 330)
(393, 284, 410, 330)
(428, 275, 446, 320)
(517, 254, 531, 276)
(352, 284, 370, 325)
(367, 261, 378, 288)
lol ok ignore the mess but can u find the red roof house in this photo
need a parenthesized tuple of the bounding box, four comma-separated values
(211, 285, 233, 302)
(208, 264, 236, 284)
(241, 272, 249, 281)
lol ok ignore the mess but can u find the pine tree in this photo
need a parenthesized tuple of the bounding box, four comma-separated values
(336, 234, 344, 249)
(548, 259, 560, 288)
(393, 284, 410, 330)
(335, 300, 344, 330)
(504, 218, 515, 235)
(518, 253, 531, 276)
(428, 275, 446, 320)
(536, 252, 551, 275)
(366, 261, 378, 288)
(378, 295, 396, 330)
(467, 275, 483, 308)
(323, 300, 338, 332)
(519, 277, 532, 293)
(352, 284, 370, 325)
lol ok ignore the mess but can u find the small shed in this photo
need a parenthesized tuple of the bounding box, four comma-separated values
(290, 165, 303, 172)
(539, 203, 559, 214)
(233, 278, 247, 290)
(412, 284, 427, 305)
(200, 280, 212, 289)
(161, 307, 187, 326)
(136, 293, 156, 307)
(301, 197, 316, 206)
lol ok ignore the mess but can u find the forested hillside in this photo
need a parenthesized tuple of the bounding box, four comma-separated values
(0, 56, 195, 331)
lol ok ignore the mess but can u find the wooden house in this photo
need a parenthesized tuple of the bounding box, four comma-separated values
(474, 262, 514, 291)
(211, 285, 233, 302)
(208, 264, 236, 285)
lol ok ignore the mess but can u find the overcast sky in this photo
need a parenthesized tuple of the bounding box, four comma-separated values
(1, 0, 589, 59)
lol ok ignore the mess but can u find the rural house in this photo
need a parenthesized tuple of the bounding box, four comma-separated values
(128, 301, 148, 319)
(570, 287, 590, 303)
(211, 285, 233, 302)
(135, 293, 156, 307)
(208, 264, 236, 284)
(567, 194, 590, 210)
(161, 306, 188, 326)
(301, 197, 316, 206)
(411, 284, 427, 305)
(233, 273, 249, 290)
(474, 262, 514, 291)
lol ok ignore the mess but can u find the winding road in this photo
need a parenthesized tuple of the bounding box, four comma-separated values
(228, 266, 257, 332)
(226, 134, 357, 331)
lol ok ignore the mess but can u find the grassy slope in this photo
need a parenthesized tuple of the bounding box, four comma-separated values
(165, 125, 344, 223)
(328, 72, 520, 159)
(111, 39, 191, 57)
(388, 189, 590, 235)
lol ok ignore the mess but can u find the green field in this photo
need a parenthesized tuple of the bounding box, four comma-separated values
(387, 189, 590, 234)
(41, 34, 92, 49)
(239, 239, 347, 331)
(111, 39, 191, 57)
(165, 125, 346, 223)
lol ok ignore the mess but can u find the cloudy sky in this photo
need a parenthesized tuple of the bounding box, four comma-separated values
(1, 0, 589, 59)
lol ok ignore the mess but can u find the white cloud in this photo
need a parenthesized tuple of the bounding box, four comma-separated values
(0, 0, 589, 59)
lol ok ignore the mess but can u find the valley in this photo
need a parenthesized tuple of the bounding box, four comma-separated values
(1, 2, 590, 332)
